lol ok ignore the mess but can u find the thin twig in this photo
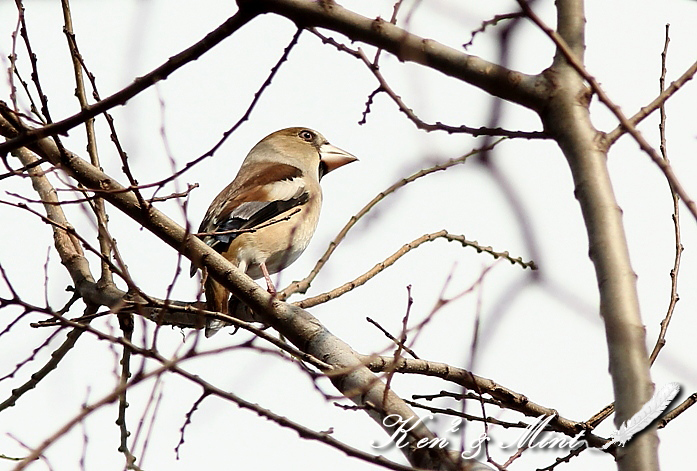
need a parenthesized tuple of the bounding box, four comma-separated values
(0, 324, 88, 411)
(657, 392, 697, 429)
(279, 139, 510, 300)
(366, 315, 419, 360)
(294, 230, 535, 309)
(148, 183, 198, 203)
(413, 391, 501, 407)
(61, 0, 116, 285)
(371, 0, 404, 64)
(463, 12, 524, 50)
(133, 379, 164, 468)
(382, 285, 416, 405)
(649, 24, 682, 365)
(0, 323, 64, 382)
(0, 9, 257, 156)
(605, 59, 697, 146)
(405, 399, 529, 429)
(14, 0, 54, 125)
(537, 444, 587, 471)
(310, 29, 547, 139)
(175, 392, 210, 459)
(153, 28, 304, 191)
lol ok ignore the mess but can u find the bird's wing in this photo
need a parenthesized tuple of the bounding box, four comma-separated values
(190, 163, 310, 276)
(205, 190, 309, 250)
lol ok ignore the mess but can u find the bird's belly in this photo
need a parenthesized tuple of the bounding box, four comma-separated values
(235, 208, 319, 279)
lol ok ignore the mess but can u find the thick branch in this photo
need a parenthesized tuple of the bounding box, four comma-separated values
(539, 1, 658, 469)
(363, 356, 611, 451)
(240, 0, 547, 111)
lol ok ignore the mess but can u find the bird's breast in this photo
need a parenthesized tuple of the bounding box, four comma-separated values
(226, 196, 322, 280)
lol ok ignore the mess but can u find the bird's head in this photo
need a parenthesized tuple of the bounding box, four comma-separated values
(244, 127, 357, 180)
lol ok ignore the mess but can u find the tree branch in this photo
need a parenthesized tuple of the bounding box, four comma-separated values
(518, 0, 697, 226)
(240, 0, 547, 111)
(0, 9, 256, 156)
(296, 230, 535, 309)
(525, 0, 659, 469)
(362, 355, 611, 451)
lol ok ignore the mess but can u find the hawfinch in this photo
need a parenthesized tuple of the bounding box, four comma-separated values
(191, 127, 357, 336)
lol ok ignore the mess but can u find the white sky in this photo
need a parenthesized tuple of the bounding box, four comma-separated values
(1, 1, 696, 470)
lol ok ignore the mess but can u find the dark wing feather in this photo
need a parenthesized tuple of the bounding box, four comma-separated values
(204, 193, 309, 252)
(190, 163, 308, 277)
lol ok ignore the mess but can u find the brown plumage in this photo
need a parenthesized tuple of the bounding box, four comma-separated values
(191, 127, 357, 336)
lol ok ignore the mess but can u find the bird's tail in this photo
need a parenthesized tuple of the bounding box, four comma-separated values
(204, 318, 226, 337)
(204, 297, 262, 337)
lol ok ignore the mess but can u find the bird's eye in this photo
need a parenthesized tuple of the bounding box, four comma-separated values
(299, 130, 314, 142)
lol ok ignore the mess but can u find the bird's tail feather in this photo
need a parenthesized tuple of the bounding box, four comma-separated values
(204, 298, 262, 337)
(205, 318, 226, 337)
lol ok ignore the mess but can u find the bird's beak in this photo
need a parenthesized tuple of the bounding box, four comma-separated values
(319, 143, 358, 174)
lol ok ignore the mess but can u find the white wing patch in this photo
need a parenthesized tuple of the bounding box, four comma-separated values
(263, 177, 306, 202)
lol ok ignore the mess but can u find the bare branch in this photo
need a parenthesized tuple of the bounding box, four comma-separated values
(0, 324, 87, 411)
(175, 391, 210, 459)
(295, 230, 534, 309)
(362, 355, 611, 451)
(605, 59, 697, 145)
(61, 0, 118, 286)
(463, 12, 525, 50)
(280, 139, 509, 299)
(649, 24, 682, 366)
(8, 325, 430, 471)
(14, 0, 54, 124)
(518, 0, 697, 226)
(0, 322, 64, 383)
(519, 1, 659, 468)
(657, 392, 697, 429)
(241, 0, 546, 111)
(0, 9, 256, 156)
(311, 29, 547, 139)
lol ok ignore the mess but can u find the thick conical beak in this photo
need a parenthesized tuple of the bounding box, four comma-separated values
(319, 143, 358, 175)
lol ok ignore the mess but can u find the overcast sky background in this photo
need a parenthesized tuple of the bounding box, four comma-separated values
(1, 1, 696, 470)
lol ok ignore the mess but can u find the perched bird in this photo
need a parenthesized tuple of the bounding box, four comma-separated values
(191, 127, 357, 336)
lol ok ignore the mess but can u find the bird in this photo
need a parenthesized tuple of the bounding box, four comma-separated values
(191, 127, 357, 336)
